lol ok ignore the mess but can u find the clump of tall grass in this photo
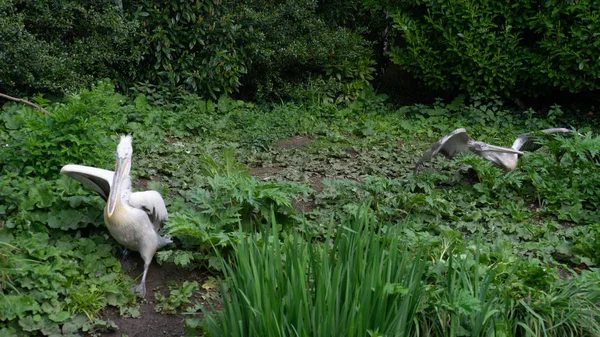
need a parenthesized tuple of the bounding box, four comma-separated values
(201, 208, 600, 336)
(202, 208, 425, 337)
(507, 269, 600, 336)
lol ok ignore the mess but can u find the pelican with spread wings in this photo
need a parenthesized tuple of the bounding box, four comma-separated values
(414, 128, 575, 172)
(61, 136, 171, 298)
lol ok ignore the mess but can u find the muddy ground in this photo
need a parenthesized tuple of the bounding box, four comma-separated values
(98, 255, 210, 337)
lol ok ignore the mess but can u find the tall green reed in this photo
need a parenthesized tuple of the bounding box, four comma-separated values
(201, 208, 600, 337)
(202, 207, 425, 337)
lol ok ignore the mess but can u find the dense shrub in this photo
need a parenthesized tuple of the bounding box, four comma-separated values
(241, 0, 375, 103)
(386, 0, 600, 98)
(127, 0, 376, 102)
(0, 81, 131, 230)
(0, 81, 127, 179)
(0, 0, 139, 96)
(317, 0, 390, 73)
(127, 0, 251, 99)
(1, 0, 377, 102)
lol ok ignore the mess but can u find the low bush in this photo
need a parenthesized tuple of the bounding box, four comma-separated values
(127, 0, 251, 99)
(157, 150, 311, 270)
(0, 0, 138, 96)
(241, 0, 375, 103)
(387, 0, 600, 98)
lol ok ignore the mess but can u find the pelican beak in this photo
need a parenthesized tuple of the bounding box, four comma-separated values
(107, 156, 130, 218)
(482, 144, 524, 156)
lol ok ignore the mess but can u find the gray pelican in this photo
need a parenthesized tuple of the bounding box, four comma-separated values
(414, 128, 575, 172)
(61, 136, 171, 298)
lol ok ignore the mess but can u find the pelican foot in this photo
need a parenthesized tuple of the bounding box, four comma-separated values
(131, 282, 146, 298)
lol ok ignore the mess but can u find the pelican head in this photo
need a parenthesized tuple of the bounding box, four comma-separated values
(470, 141, 524, 171)
(107, 136, 133, 218)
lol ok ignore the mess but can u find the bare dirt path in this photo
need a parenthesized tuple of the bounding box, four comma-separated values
(98, 255, 210, 337)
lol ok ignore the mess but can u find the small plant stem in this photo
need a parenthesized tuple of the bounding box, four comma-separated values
(0, 92, 50, 114)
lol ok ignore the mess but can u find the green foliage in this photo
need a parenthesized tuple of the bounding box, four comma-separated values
(0, 173, 106, 231)
(129, 0, 250, 98)
(2, 79, 600, 335)
(1, 0, 377, 101)
(242, 0, 375, 102)
(202, 211, 600, 336)
(528, 0, 600, 92)
(0, 81, 130, 231)
(202, 210, 426, 337)
(154, 281, 199, 314)
(387, 0, 600, 97)
(317, 0, 388, 39)
(1, 81, 126, 177)
(0, 229, 134, 336)
(518, 132, 600, 224)
(0, 0, 138, 95)
(508, 269, 600, 336)
(157, 150, 311, 269)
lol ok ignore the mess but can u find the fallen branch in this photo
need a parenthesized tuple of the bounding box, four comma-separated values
(0, 92, 49, 114)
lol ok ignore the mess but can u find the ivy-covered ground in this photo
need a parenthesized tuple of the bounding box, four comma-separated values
(2, 83, 600, 336)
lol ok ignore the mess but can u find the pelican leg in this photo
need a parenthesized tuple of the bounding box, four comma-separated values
(131, 263, 150, 298)
(120, 250, 134, 272)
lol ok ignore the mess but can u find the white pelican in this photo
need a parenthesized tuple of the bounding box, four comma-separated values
(61, 136, 171, 298)
(414, 128, 575, 172)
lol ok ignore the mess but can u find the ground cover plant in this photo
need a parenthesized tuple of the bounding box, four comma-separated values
(199, 210, 600, 336)
(1, 82, 600, 336)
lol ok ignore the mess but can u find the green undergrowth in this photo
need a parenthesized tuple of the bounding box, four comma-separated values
(304, 140, 600, 268)
(2, 81, 600, 335)
(0, 229, 135, 336)
(156, 149, 312, 270)
(197, 209, 600, 336)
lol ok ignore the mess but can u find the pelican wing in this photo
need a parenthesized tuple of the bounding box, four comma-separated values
(60, 164, 114, 201)
(414, 128, 472, 170)
(512, 128, 572, 151)
(129, 190, 168, 231)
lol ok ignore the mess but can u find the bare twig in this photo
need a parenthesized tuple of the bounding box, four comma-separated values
(0, 92, 49, 114)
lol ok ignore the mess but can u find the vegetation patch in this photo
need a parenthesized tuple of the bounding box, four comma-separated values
(1, 82, 599, 335)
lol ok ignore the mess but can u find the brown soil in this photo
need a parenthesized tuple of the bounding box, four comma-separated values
(308, 174, 325, 194)
(274, 135, 311, 149)
(291, 198, 318, 213)
(97, 254, 212, 337)
(133, 177, 150, 190)
(249, 166, 285, 181)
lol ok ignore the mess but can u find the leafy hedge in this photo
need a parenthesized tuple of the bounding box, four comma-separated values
(386, 0, 600, 97)
(0, 0, 139, 96)
(5, 0, 600, 101)
(127, 0, 375, 102)
(1, 0, 376, 102)
(127, 0, 251, 99)
(241, 0, 375, 102)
